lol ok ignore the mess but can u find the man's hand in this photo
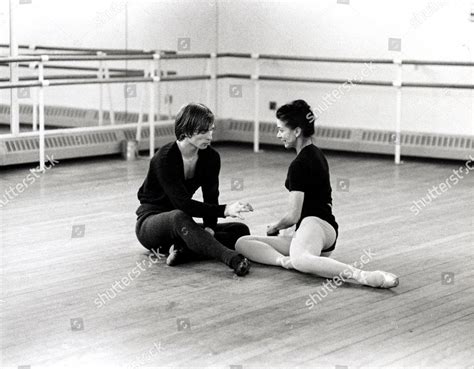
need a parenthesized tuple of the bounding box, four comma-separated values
(204, 227, 215, 237)
(224, 201, 254, 219)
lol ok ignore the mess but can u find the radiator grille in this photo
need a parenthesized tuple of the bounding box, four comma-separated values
(361, 130, 473, 149)
(4, 132, 118, 153)
(227, 121, 351, 139)
(0, 106, 471, 164)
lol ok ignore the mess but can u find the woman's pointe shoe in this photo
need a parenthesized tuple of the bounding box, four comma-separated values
(360, 270, 399, 288)
(277, 256, 293, 270)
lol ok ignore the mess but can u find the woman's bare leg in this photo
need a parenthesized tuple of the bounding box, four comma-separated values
(235, 235, 293, 268)
(290, 217, 398, 288)
(289, 218, 353, 278)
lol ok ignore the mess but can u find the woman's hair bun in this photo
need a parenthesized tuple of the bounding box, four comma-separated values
(275, 99, 315, 138)
(293, 99, 311, 111)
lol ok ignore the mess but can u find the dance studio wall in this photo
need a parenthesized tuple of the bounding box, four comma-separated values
(0, 0, 472, 136)
(217, 0, 473, 136)
(0, 0, 216, 121)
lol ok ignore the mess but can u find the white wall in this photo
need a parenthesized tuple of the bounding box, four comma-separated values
(217, 0, 474, 135)
(1, 0, 473, 135)
(0, 0, 216, 118)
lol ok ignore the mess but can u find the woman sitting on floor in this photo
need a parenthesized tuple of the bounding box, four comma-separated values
(236, 99, 399, 288)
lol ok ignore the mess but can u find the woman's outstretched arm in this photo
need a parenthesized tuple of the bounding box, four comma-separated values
(267, 191, 304, 235)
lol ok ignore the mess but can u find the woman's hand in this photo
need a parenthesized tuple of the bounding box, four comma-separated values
(266, 224, 279, 236)
(224, 201, 254, 219)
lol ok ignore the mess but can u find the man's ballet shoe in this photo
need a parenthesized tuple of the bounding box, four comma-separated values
(232, 256, 251, 276)
(166, 245, 188, 266)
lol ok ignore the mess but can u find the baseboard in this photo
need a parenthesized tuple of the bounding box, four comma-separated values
(0, 104, 472, 166)
(218, 119, 472, 161)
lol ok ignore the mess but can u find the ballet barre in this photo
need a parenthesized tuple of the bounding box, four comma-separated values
(1, 49, 472, 169)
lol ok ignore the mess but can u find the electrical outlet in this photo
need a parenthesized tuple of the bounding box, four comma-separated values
(269, 101, 277, 110)
(165, 94, 173, 104)
(160, 71, 177, 76)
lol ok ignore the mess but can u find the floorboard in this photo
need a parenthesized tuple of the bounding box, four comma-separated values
(1, 143, 473, 368)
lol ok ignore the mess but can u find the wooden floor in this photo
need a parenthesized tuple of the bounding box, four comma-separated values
(1, 143, 473, 369)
